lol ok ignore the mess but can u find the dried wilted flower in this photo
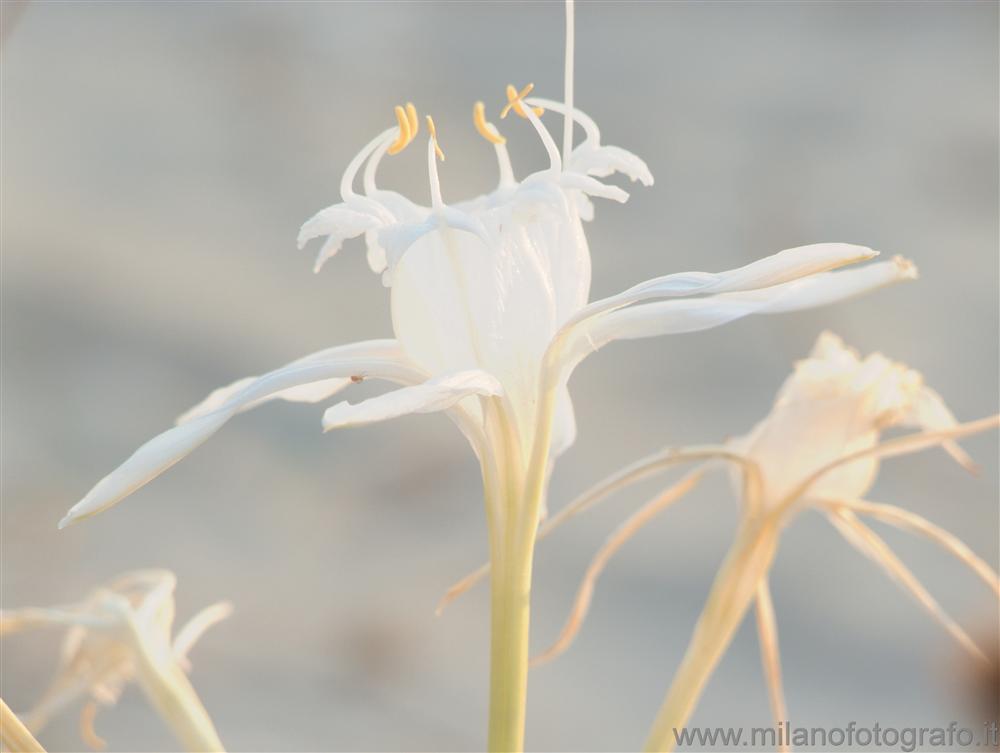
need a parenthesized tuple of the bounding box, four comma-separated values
(1, 570, 230, 752)
(447, 333, 998, 751)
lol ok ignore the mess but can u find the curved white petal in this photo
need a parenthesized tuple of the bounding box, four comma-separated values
(563, 243, 880, 334)
(322, 369, 503, 431)
(176, 377, 352, 426)
(389, 203, 562, 448)
(549, 385, 578, 460)
(297, 205, 378, 250)
(297, 204, 383, 273)
(561, 257, 916, 378)
(172, 601, 233, 663)
(557, 172, 629, 203)
(568, 144, 654, 186)
(575, 192, 595, 222)
(174, 341, 403, 425)
(902, 384, 977, 471)
(524, 98, 654, 186)
(60, 342, 428, 528)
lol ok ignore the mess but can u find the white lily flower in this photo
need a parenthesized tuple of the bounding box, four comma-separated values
(58, 3, 917, 749)
(1, 570, 231, 752)
(495, 333, 997, 752)
(59, 112, 914, 530)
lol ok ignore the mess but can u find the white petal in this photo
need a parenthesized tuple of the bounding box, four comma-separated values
(174, 342, 403, 425)
(568, 143, 654, 186)
(297, 205, 382, 273)
(563, 258, 916, 375)
(364, 228, 388, 274)
(743, 255, 917, 313)
(557, 172, 629, 203)
(297, 205, 377, 249)
(389, 206, 562, 446)
(322, 370, 502, 431)
(60, 342, 426, 528)
(565, 243, 880, 333)
(902, 384, 976, 471)
(523, 98, 654, 186)
(549, 385, 578, 460)
(575, 193, 595, 222)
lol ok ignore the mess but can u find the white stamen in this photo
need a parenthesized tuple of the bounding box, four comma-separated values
(527, 98, 600, 145)
(522, 105, 563, 172)
(427, 137, 445, 209)
(340, 128, 395, 200)
(493, 141, 516, 187)
(363, 138, 392, 195)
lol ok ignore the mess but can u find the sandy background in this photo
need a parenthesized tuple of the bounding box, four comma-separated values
(2, 1, 998, 750)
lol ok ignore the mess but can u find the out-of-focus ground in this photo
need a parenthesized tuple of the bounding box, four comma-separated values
(2, 2, 997, 750)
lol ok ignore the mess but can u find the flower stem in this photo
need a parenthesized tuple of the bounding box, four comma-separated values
(125, 612, 226, 752)
(486, 415, 548, 753)
(1, 697, 45, 753)
(487, 536, 535, 753)
(643, 518, 780, 753)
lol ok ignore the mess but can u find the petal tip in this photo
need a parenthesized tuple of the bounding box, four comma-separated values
(892, 255, 918, 280)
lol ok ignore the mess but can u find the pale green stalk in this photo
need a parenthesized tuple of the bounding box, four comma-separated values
(1, 698, 46, 753)
(124, 611, 225, 752)
(485, 393, 546, 752)
(643, 517, 780, 753)
(487, 522, 537, 752)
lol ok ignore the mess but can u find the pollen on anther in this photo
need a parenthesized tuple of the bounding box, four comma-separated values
(387, 105, 412, 155)
(500, 82, 545, 120)
(426, 115, 445, 161)
(405, 102, 419, 137)
(473, 101, 506, 145)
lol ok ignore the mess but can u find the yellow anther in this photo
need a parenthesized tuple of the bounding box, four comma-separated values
(426, 114, 445, 161)
(387, 105, 412, 155)
(473, 101, 506, 145)
(500, 82, 544, 120)
(405, 102, 419, 137)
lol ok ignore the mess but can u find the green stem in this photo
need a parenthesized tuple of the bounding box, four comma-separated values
(487, 534, 536, 753)
(643, 518, 780, 753)
(486, 404, 549, 753)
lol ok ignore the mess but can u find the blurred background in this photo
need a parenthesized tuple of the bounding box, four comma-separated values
(2, 1, 997, 750)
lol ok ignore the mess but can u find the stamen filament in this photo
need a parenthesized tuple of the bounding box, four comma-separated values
(472, 102, 515, 186)
(527, 97, 600, 145)
(363, 138, 391, 195)
(339, 128, 395, 200)
(426, 121, 444, 209)
(426, 114, 445, 162)
(520, 103, 562, 172)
